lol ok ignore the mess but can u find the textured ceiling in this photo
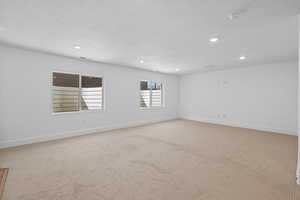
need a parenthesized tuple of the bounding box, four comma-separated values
(0, 0, 299, 74)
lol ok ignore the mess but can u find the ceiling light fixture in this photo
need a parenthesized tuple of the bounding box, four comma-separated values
(140, 60, 144, 64)
(175, 68, 180, 72)
(228, 13, 238, 20)
(209, 37, 219, 43)
(239, 56, 246, 60)
(74, 45, 81, 49)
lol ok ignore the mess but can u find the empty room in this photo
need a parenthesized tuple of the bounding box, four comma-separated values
(0, 0, 300, 199)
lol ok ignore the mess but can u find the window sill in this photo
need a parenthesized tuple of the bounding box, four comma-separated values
(140, 106, 164, 110)
(52, 109, 105, 115)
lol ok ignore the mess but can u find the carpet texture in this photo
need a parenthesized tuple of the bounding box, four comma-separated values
(0, 168, 9, 200)
(0, 119, 299, 200)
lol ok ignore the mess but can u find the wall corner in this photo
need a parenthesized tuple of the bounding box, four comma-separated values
(297, 14, 300, 185)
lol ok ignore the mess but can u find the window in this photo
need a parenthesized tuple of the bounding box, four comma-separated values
(53, 72, 80, 112)
(80, 76, 103, 111)
(140, 81, 163, 108)
(52, 72, 103, 113)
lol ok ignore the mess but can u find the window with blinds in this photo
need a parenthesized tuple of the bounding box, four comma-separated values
(81, 76, 103, 110)
(52, 72, 103, 113)
(140, 81, 163, 108)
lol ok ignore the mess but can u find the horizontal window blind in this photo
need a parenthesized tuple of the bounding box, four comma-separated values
(151, 90, 162, 107)
(140, 90, 151, 107)
(53, 86, 80, 112)
(140, 81, 151, 108)
(53, 72, 80, 113)
(81, 87, 103, 110)
(81, 76, 103, 110)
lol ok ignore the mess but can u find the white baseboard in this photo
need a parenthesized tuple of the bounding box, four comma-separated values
(0, 117, 177, 149)
(181, 116, 297, 136)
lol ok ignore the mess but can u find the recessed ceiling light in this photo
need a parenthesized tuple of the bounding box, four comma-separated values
(228, 13, 238, 20)
(140, 60, 144, 64)
(74, 45, 81, 49)
(239, 56, 246, 60)
(209, 37, 219, 43)
(175, 68, 180, 72)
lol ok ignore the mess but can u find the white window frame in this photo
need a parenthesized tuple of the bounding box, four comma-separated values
(139, 80, 164, 109)
(51, 71, 105, 115)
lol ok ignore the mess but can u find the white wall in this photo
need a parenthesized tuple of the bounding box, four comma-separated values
(0, 43, 298, 149)
(0, 44, 179, 148)
(179, 61, 298, 135)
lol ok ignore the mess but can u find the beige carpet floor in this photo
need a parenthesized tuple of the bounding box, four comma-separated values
(0, 119, 299, 200)
(0, 168, 9, 200)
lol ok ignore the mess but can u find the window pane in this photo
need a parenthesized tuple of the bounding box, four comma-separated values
(140, 81, 150, 107)
(53, 72, 79, 88)
(140, 81, 150, 90)
(53, 72, 80, 112)
(81, 76, 103, 110)
(148, 82, 156, 89)
(152, 82, 162, 107)
(152, 82, 161, 90)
